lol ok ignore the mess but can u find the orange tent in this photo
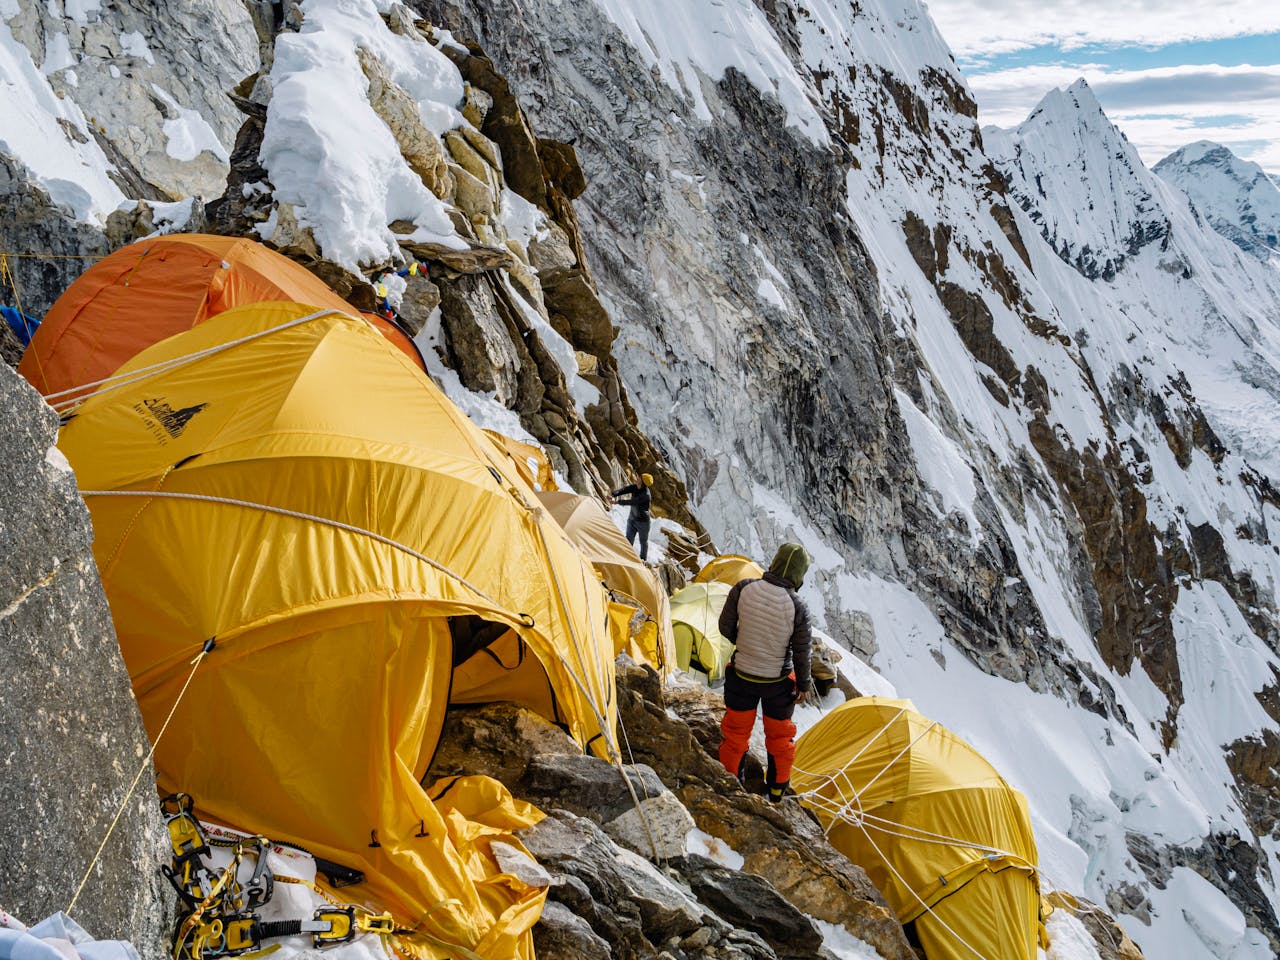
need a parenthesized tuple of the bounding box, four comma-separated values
(18, 233, 422, 399)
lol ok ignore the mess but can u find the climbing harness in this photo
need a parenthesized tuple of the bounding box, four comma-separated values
(161, 793, 398, 960)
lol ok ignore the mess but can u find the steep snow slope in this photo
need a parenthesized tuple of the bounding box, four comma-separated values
(417, 1, 1280, 956)
(1155, 141, 1280, 263)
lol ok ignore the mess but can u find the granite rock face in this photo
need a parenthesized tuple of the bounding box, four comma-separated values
(4, 0, 257, 201)
(0, 364, 170, 948)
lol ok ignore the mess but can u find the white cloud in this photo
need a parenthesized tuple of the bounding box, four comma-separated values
(925, 0, 1280, 58)
(969, 63, 1280, 172)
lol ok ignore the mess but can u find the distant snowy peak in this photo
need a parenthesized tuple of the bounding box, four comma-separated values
(985, 78, 1169, 281)
(1155, 140, 1280, 262)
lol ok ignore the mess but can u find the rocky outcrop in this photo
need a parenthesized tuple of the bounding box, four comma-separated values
(1125, 831, 1280, 955)
(3, 0, 257, 200)
(0, 364, 170, 948)
(427, 671, 914, 960)
(0, 154, 109, 326)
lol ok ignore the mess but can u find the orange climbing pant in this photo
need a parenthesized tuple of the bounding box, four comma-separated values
(719, 664, 798, 786)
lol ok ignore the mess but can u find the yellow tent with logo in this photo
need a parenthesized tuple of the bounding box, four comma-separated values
(57, 301, 624, 959)
(669, 581, 734, 681)
(693, 553, 764, 586)
(792, 698, 1044, 960)
(536, 489, 675, 674)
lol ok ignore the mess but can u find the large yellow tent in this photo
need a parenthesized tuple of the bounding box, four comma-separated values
(693, 553, 765, 586)
(58, 301, 624, 958)
(792, 698, 1044, 960)
(536, 490, 676, 674)
(668, 581, 734, 681)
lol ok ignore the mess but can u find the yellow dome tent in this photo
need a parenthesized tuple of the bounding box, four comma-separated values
(57, 301, 624, 959)
(669, 581, 734, 681)
(537, 489, 676, 674)
(693, 553, 765, 586)
(792, 698, 1045, 960)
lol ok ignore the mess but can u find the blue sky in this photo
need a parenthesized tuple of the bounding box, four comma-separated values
(924, 1, 1280, 173)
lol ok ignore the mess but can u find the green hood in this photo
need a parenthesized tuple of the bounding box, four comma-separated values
(768, 542, 810, 588)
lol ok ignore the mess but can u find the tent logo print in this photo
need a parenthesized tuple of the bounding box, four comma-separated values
(139, 397, 208, 441)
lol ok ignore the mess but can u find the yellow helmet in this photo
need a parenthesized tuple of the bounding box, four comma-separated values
(641, 473, 654, 486)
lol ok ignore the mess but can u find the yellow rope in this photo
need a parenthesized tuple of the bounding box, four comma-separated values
(66, 642, 214, 916)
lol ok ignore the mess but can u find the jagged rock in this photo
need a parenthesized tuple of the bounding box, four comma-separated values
(386, 2, 420, 37)
(527, 219, 578, 278)
(428, 702, 581, 786)
(401, 239, 515, 274)
(358, 48, 451, 198)
(0, 154, 109, 320)
(533, 900, 612, 960)
(1, 323, 23, 367)
(1047, 895, 1145, 960)
(604, 791, 697, 861)
(259, 201, 321, 261)
(0, 364, 171, 951)
(445, 127, 504, 184)
(6, 0, 258, 199)
(435, 273, 528, 405)
(543, 269, 615, 356)
(104, 198, 208, 248)
(462, 85, 494, 128)
(524, 811, 706, 945)
(448, 161, 498, 223)
(523, 754, 667, 823)
(613, 665, 916, 960)
(1124, 831, 1280, 954)
(537, 138, 587, 200)
(393, 275, 442, 336)
(672, 854, 823, 960)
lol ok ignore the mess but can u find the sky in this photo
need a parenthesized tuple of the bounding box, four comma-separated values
(924, 0, 1280, 174)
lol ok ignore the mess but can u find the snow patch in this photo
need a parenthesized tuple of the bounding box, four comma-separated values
(813, 918, 886, 960)
(150, 84, 228, 163)
(0, 19, 125, 221)
(260, 0, 466, 270)
(685, 827, 744, 869)
(40, 31, 74, 74)
(589, 0, 829, 145)
(117, 30, 154, 64)
(895, 388, 980, 543)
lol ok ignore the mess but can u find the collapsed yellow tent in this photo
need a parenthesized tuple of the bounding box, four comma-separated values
(537, 489, 676, 673)
(58, 301, 623, 958)
(669, 581, 734, 681)
(693, 553, 765, 586)
(792, 698, 1043, 960)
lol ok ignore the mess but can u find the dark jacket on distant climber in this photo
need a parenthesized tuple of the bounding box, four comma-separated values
(718, 542, 813, 802)
(613, 473, 653, 560)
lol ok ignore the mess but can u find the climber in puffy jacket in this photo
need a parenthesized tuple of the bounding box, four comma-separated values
(612, 472, 654, 561)
(717, 542, 812, 803)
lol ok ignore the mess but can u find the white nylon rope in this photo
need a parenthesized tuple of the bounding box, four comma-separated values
(46, 309, 347, 410)
(855, 816, 996, 960)
(78, 489, 502, 609)
(790, 711, 1043, 960)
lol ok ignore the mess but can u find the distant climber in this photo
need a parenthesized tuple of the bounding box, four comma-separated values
(370, 262, 426, 321)
(1, 305, 40, 347)
(717, 542, 812, 803)
(612, 473, 653, 561)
